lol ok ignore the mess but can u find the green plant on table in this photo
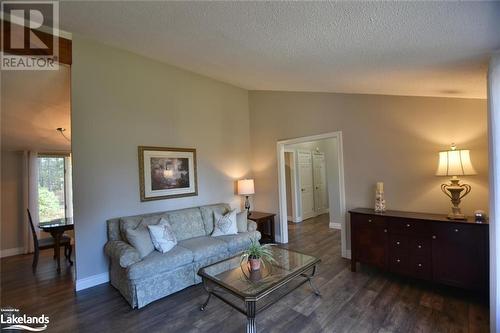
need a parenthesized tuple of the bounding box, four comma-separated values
(240, 238, 277, 267)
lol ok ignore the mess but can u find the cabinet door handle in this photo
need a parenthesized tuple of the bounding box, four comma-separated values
(454, 228, 459, 233)
(418, 263, 423, 268)
(396, 259, 401, 263)
(406, 223, 411, 227)
(417, 245, 422, 249)
(432, 235, 437, 239)
(384, 229, 388, 233)
(396, 241, 400, 245)
(368, 219, 372, 222)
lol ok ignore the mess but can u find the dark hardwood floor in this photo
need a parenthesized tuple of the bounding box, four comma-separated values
(0, 214, 489, 332)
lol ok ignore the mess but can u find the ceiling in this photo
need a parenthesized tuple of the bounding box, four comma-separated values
(1, 66, 71, 152)
(58, 1, 500, 99)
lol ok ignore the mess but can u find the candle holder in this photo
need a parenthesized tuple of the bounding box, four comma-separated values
(375, 190, 386, 213)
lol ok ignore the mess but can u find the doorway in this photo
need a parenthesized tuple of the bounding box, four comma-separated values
(277, 131, 347, 258)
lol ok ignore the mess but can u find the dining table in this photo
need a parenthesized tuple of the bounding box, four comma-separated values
(38, 217, 74, 272)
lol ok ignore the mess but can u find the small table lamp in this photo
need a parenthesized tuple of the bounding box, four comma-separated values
(436, 144, 476, 220)
(237, 179, 255, 214)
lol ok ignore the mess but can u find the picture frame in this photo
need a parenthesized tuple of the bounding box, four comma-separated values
(138, 146, 198, 201)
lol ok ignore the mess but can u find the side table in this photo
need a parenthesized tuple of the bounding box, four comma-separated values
(248, 211, 275, 243)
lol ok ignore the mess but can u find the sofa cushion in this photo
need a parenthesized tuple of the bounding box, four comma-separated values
(124, 220, 156, 259)
(127, 245, 194, 280)
(178, 236, 228, 261)
(236, 211, 248, 233)
(215, 231, 261, 253)
(211, 209, 238, 236)
(199, 203, 231, 235)
(148, 218, 177, 253)
(164, 208, 206, 241)
(120, 214, 163, 242)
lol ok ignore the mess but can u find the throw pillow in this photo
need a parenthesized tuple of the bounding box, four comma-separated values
(148, 218, 177, 253)
(212, 209, 238, 237)
(124, 219, 155, 259)
(236, 210, 248, 233)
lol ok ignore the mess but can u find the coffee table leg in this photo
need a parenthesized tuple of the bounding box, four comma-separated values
(200, 279, 212, 311)
(246, 301, 256, 333)
(200, 294, 211, 311)
(302, 265, 321, 296)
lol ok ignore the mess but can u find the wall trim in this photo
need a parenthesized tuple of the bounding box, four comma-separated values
(0, 247, 24, 258)
(75, 272, 109, 291)
(329, 222, 341, 229)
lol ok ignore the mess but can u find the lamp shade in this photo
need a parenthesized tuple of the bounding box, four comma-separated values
(237, 179, 255, 195)
(436, 145, 476, 176)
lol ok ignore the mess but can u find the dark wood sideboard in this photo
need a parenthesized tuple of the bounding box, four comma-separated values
(349, 208, 489, 291)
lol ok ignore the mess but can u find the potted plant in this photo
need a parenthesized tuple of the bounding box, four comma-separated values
(240, 238, 276, 271)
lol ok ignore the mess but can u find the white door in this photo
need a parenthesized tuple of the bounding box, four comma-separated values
(313, 152, 328, 214)
(298, 150, 315, 220)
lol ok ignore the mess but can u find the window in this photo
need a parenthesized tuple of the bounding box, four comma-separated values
(38, 154, 72, 222)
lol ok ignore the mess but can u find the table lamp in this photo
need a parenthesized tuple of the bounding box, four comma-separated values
(436, 144, 476, 220)
(237, 179, 255, 214)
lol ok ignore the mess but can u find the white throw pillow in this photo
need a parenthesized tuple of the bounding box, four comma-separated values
(212, 209, 238, 236)
(148, 218, 177, 253)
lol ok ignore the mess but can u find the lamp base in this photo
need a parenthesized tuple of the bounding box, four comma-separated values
(244, 196, 251, 216)
(447, 212, 466, 220)
(441, 177, 471, 221)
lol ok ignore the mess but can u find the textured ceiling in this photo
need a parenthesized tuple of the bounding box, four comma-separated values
(58, 1, 500, 98)
(1, 66, 71, 151)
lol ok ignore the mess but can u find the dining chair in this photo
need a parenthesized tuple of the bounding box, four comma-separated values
(27, 209, 73, 272)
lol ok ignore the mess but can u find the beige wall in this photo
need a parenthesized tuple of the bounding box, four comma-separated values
(1, 151, 24, 251)
(71, 37, 252, 280)
(249, 91, 489, 248)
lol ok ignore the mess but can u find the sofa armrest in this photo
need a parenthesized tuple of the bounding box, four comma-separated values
(247, 220, 258, 232)
(104, 240, 141, 268)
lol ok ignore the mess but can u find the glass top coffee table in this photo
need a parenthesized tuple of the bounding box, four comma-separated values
(197, 247, 321, 333)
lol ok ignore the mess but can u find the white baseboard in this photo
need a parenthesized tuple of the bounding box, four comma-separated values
(329, 222, 341, 229)
(75, 272, 109, 291)
(0, 247, 24, 258)
(343, 250, 352, 259)
(316, 208, 329, 215)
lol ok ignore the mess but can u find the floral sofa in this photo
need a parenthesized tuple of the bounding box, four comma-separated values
(104, 203, 261, 308)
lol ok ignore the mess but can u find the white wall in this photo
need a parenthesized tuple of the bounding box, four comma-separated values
(71, 37, 252, 281)
(488, 52, 500, 333)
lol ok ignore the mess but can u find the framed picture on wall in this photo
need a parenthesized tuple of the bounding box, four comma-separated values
(138, 146, 198, 201)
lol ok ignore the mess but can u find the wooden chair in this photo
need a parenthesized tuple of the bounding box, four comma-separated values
(27, 209, 73, 272)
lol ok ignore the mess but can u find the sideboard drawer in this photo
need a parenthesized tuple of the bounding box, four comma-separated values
(389, 234, 410, 252)
(411, 257, 432, 280)
(388, 218, 428, 235)
(412, 237, 431, 257)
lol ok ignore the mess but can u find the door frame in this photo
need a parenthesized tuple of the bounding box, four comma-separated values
(276, 131, 348, 258)
(284, 149, 300, 222)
